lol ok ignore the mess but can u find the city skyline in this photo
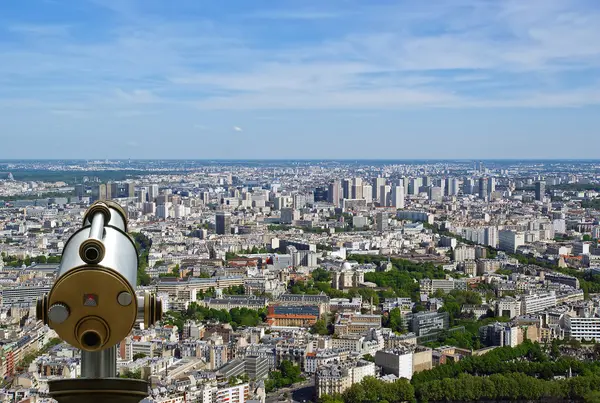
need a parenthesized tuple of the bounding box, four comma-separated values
(1, 0, 600, 159)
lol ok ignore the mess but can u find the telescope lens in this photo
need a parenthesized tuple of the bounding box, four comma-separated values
(84, 246, 100, 262)
(81, 331, 101, 349)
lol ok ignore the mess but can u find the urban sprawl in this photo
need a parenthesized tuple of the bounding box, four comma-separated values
(1, 159, 600, 403)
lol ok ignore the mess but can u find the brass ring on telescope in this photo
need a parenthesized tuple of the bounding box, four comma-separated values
(83, 202, 111, 224)
(79, 238, 106, 264)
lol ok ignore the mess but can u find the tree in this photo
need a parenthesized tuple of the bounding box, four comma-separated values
(121, 369, 142, 379)
(133, 353, 147, 361)
(310, 319, 330, 336)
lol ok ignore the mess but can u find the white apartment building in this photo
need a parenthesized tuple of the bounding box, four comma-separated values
(453, 245, 476, 262)
(564, 314, 600, 341)
(315, 361, 375, 398)
(521, 293, 557, 315)
(499, 230, 525, 253)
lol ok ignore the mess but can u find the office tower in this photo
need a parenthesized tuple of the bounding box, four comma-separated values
(314, 187, 328, 202)
(216, 212, 231, 235)
(444, 178, 451, 196)
(148, 184, 159, 201)
(376, 212, 388, 232)
(352, 178, 363, 199)
(535, 181, 546, 201)
(110, 182, 119, 199)
(127, 183, 135, 198)
(281, 208, 295, 224)
(342, 179, 351, 199)
(372, 177, 386, 201)
(138, 188, 147, 203)
(362, 185, 373, 203)
(488, 177, 496, 198)
(328, 181, 341, 207)
(428, 186, 443, 202)
(75, 184, 85, 199)
(379, 185, 389, 207)
(448, 178, 459, 196)
(499, 230, 525, 253)
(201, 191, 210, 204)
(91, 183, 109, 201)
(478, 178, 488, 201)
(391, 186, 405, 209)
(401, 177, 409, 197)
(408, 178, 422, 195)
(463, 178, 474, 195)
(422, 176, 431, 187)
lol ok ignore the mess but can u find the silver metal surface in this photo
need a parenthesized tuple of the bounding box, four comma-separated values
(88, 213, 105, 241)
(117, 291, 133, 306)
(81, 346, 117, 378)
(58, 226, 139, 290)
(48, 303, 70, 324)
(84, 205, 126, 232)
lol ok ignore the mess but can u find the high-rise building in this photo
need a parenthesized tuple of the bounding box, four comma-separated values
(127, 183, 135, 198)
(408, 178, 422, 195)
(478, 178, 488, 201)
(148, 184, 159, 201)
(75, 184, 85, 199)
(352, 178, 363, 199)
(91, 183, 109, 201)
(488, 177, 496, 197)
(328, 181, 341, 207)
(463, 178, 474, 195)
(372, 177, 386, 200)
(376, 212, 388, 232)
(499, 230, 525, 253)
(138, 188, 147, 203)
(449, 178, 460, 196)
(362, 184, 373, 203)
(428, 187, 443, 202)
(391, 186, 405, 209)
(535, 181, 546, 201)
(216, 212, 231, 235)
(342, 179, 351, 199)
(314, 186, 328, 202)
(379, 185, 389, 207)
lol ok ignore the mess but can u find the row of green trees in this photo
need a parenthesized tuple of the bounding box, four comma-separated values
(163, 302, 267, 330)
(17, 338, 62, 371)
(321, 377, 414, 403)
(351, 254, 454, 301)
(0, 253, 61, 267)
(321, 341, 600, 403)
(265, 360, 304, 393)
(131, 232, 151, 286)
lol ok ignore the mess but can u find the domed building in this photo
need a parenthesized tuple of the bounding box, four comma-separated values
(331, 260, 364, 290)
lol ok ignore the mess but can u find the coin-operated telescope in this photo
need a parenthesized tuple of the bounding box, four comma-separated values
(36, 201, 163, 403)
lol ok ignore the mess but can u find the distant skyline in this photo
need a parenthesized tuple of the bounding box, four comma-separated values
(1, 0, 600, 159)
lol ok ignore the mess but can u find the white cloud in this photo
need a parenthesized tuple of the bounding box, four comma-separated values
(2, 0, 600, 112)
(233, 126, 243, 132)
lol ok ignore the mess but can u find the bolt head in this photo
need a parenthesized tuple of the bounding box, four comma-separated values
(48, 303, 70, 324)
(117, 291, 133, 306)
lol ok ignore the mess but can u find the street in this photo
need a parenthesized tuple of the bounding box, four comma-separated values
(265, 379, 315, 403)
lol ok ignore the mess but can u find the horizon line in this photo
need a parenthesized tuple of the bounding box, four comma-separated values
(2, 158, 600, 162)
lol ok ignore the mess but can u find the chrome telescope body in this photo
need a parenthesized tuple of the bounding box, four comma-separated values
(37, 201, 162, 352)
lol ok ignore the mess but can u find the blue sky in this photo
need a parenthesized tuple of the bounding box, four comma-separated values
(1, 0, 600, 159)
